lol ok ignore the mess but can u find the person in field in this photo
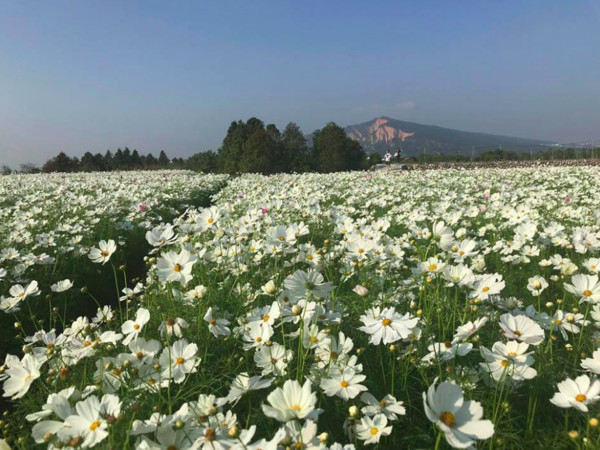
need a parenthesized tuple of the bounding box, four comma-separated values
(384, 150, 392, 167)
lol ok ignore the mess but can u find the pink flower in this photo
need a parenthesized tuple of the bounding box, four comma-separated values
(483, 193, 490, 199)
(564, 196, 571, 203)
(365, 173, 371, 179)
(261, 208, 268, 214)
(480, 205, 487, 212)
(139, 203, 147, 212)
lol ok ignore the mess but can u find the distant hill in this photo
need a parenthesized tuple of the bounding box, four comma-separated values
(339, 116, 558, 156)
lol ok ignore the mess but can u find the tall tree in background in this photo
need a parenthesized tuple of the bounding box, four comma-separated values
(42, 152, 77, 173)
(282, 122, 310, 172)
(312, 122, 365, 172)
(158, 151, 170, 166)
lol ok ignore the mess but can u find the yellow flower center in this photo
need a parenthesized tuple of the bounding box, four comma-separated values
(370, 427, 379, 435)
(176, 357, 184, 365)
(482, 286, 490, 292)
(583, 290, 592, 297)
(134, 324, 140, 330)
(382, 318, 391, 326)
(136, 351, 144, 359)
(279, 236, 285, 242)
(380, 399, 387, 407)
(576, 394, 587, 402)
(208, 218, 214, 224)
(514, 330, 522, 336)
(263, 315, 270, 322)
(89, 421, 101, 431)
(101, 251, 109, 257)
(173, 264, 182, 272)
(340, 380, 349, 388)
(306, 254, 313, 260)
(290, 404, 301, 410)
(358, 248, 364, 254)
(501, 360, 509, 367)
(554, 320, 563, 325)
(428, 264, 437, 271)
(440, 411, 456, 427)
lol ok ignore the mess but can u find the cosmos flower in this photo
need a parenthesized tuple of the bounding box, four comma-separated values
(356, 413, 392, 444)
(88, 240, 117, 265)
(550, 375, 600, 412)
(261, 379, 318, 422)
(423, 378, 494, 448)
(359, 307, 419, 346)
(156, 248, 197, 285)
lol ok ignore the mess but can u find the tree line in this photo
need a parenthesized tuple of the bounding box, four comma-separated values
(3, 119, 372, 175)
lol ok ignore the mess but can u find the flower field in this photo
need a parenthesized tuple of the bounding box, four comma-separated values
(2, 166, 600, 449)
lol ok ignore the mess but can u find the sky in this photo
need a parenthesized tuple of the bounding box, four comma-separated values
(1, 0, 599, 167)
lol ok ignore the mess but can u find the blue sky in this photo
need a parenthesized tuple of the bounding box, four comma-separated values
(1, 1, 599, 166)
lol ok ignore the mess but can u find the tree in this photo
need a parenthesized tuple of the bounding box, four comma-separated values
(42, 152, 76, 173)
(186, 150, 220, 173)
(158, 151, 170, 167)
(79, 152, 97, 172)
(1, 165, 11, 175)
(104, 150, 114, 171)
(239, 127, 277, 174)
(282, 122, 310, 172)
(219, 121, 247, 173)
(19, 162, 41, 174)
(131, 150, 142, 169)
(312, 122, 366, 172)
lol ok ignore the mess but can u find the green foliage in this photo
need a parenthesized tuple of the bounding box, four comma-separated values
(312, 122, 367, 172)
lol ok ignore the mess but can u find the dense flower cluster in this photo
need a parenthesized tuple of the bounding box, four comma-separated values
(2, 166, 600, 448)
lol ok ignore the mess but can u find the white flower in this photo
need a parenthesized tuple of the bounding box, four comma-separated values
(480, 340, 537, 383)
(59, 394, 121, 448)
(582, 350, 600, 374)
(254, 343, 293, 376)
(564, 274, 600, 303)
(220, 372, 273, 406)
(261, 280, 277, 295)
(527, 276, 548, 296)
(121, 308, 150, 345)
(499, 313, 545, 345)
(9, 280, 41, 301)
(204, 307, 231, 338)
(261, 379, 318, 422)
(423, 378, 494, 448)
(550, 374, 600, 412)
(453, 317, 489, 343)
(359, 307, 419, 345)
(2, 354, 44, 399)
(51, 279, 74, 293)
(352, 285, 369, 297)
(284, 269, 334, 300)
(422, 341, 473, 364)
(88, 239, 117, 265)
(360, 392, 406, 420)
(156, 248, 197, 285)
(159, 339, 200, 383)
(356, 413, 392, 444)
(159, 317, 188, 338)
(320, 367, 368, 401)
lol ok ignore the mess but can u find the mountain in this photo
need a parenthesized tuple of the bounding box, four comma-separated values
(342, 116, 558, 156)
